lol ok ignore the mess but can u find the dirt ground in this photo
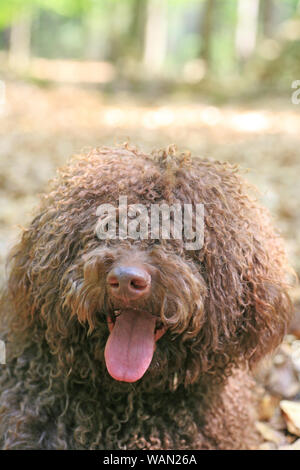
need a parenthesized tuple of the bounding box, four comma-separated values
(0, 80, 300, 449)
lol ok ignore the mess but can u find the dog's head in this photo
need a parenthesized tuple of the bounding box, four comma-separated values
(5, 145, 293, 388)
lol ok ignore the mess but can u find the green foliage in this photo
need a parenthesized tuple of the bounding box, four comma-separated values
(0, 0, 30, 27)
(0, 0, 91, 27)
(0, 0, 300, 89)
(39, 0, 91, 16)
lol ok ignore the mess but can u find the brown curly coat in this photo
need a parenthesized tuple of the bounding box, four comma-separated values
(0, 144, 293, 449)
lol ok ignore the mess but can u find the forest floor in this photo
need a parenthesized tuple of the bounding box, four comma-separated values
(0, 80, 299, 449)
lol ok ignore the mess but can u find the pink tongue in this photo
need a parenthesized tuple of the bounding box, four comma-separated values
(104, 310, 156, 382)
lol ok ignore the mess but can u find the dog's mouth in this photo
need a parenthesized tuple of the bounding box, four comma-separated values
(104, 309, 167, 383)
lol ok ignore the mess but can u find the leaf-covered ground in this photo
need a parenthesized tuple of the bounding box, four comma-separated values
(0, 81, 299, 449)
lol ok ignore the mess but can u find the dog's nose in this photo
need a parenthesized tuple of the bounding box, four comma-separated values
(107, 266, 151, 301)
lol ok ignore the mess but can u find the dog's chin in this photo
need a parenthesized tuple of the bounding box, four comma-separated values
(104, 307, 167, 383)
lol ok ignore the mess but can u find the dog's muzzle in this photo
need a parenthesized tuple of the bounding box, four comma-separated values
(104, 264, 166, 383)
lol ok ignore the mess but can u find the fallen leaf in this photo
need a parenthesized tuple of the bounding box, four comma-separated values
(278, 438, 300, 450)
(259, 442, 277, 450)
(258, 394, 280, 421)
(280, 400, 300, 436)
(267, 357, 300, 397)
(255, 421, 287, 445)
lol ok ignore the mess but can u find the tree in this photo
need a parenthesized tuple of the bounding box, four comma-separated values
(235, 0, 260, 61)
(143, 0, 168, 74)
(261, 0, 275, 38)
(8, 9, 32, 71)
(2, 0, 92, 70)
(200, 0, 215, 69)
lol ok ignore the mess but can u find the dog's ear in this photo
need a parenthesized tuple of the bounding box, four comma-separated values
(0, 230, 37, 354)
(195, 164, 294, 369)
(236, 258, 293, 367)
(201, 218, 293, 369)
(2, 206, 87, 338)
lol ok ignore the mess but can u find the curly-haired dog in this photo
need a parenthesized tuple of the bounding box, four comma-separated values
(0, 145, 293, 449)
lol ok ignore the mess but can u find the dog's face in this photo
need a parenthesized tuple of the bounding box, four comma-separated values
(77, 244, 207, 384)
(7, 146, 292, 389)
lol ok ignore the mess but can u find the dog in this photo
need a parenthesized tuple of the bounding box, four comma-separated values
(0, 144, 293, 449)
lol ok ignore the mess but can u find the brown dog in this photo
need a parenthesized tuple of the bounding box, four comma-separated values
(0, 144, 293, 449)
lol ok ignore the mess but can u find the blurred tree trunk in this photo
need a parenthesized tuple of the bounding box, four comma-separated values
(262, 0, 275, 38)
(128, 0, 147, 60)
(9, 11, 32, 71)
(84, 4, 109, 60)
(143, 0, 168, 74)
(235, 0, 260, 61)
(200, 0, 215, 70)
(84, 2, 125, 62)
(84, 17, 105, 60)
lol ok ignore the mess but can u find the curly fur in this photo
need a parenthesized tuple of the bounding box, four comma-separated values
(0, 144, 293, 449)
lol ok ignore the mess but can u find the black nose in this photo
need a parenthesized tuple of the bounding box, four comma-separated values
(107, 266, 151, 301)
